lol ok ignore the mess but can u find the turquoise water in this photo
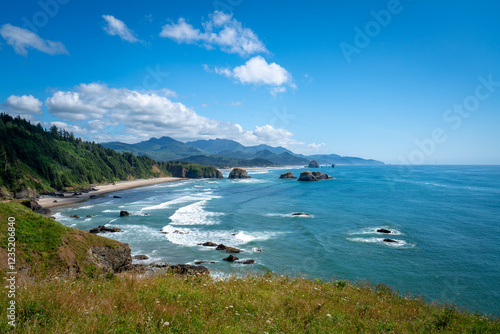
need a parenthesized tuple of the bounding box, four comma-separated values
(54, 165, 500, 315)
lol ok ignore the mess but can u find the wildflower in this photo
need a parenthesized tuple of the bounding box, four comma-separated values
(327, 314, 332, 318)
(163, 321, 170, 326)
(266, 320, 271, 324)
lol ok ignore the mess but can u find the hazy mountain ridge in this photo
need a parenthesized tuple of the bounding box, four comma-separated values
(102, 136, 384, 167)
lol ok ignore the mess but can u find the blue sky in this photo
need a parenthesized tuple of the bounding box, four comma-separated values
(0, 0, 499, 164)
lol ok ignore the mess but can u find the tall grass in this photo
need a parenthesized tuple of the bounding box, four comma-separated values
(1, 271, 498, 333)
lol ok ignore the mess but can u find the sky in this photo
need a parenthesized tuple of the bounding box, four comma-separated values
(0, 0, 499, 164)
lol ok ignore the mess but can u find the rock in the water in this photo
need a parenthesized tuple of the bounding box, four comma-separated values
(169, 264, 209, 275)
(201, 242, 218, 247)
(216, 244, 242, 253)
(86, 214, 97, 217)
(308, 160, 320, 168)
(311, 171, 333, 180)
(292, 212, 310, 216)
(279, 172, 297, 179)
(89, 225, 123, 233)
(237, 259, 255, 264)
(298, 171, 318, 181)
(383, 238, 398, 243)
(298, 171, 332, 181)
(53, 200, 58, 203)
(377, 229, 392, 234)
(70, 214, 80, 219)
(119, 210, 130, 217)
(113, 195, 122, 198)
(223, 255, 239, 262)
(133, 255, 149, 260)
(228, 168, 251, 179)
(89, 195, 98, 199)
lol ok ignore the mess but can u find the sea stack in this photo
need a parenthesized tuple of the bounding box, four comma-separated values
(298, 171, 333, 181)
(279, 172, 297, 179)
(308, 160, 320, 168)
(228, 168, 251, 179)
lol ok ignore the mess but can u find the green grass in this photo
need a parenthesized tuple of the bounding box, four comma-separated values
(0, 272, 498, 333)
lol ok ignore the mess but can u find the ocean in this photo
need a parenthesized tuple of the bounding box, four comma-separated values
(53, 165, 500, 315)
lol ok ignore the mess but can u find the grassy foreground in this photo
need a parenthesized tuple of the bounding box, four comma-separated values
(1, 272, 499, 333)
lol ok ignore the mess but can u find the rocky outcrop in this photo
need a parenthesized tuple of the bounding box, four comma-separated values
(89, 226, 123, 233)
(87, 214, 97, 217)
(87, 245, 132, 273)
(113, 195, 122, 198)
(223, 254, 239, 262)
(14, 188, 37, 199)
(70, 215, 80, 219)
(228, 168, 251, 179)
(120, 210, 130, 217)
(308, 160, 319, 168)
(279, 172, 297, 179)
(298, 171, 333, 181)
(216, 244, 242, 253)
(20, 200, 51, 214)
(133, 255, 149, 260)
(237, 259, 255, 264)
(377, 229, 392, 234)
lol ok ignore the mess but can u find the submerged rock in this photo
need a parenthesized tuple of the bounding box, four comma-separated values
(237, 259, 255, 264)
(86, 214, 97, 217)
(200, 242, 218, 247)
(228, 168, 251, 179)
(216, 244, 242, 253)
(119, 210, 130, 217)
(134, 255, 149, 260)
(279, 172, 297, 179)
(292, 212, 310, 216)
(113, 195, 122, 198)
(383, 238, 398, 243)
(377, 229, 392, 234)
(70, 214, 80, 219)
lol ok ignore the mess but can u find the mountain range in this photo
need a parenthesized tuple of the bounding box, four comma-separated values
(102, 137, 384, 168)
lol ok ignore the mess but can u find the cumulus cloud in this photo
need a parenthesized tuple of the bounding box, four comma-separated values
(207, 56, 293, 95)
(44, 83, 299, 147)
(102, 15, 139, 43)
(160, 11, 267, 56)
(307, 142, 326, 149)
(0, 24, 68, 56)
(4, 95, 43, 115)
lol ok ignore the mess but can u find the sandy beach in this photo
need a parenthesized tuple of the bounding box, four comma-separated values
(38, 177, 187, 209)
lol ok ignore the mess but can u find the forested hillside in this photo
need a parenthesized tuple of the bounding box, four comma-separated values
(0, 114, 221, 198)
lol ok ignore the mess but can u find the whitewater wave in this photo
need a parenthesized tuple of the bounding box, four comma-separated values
(349, 227, 403, 236)
(265, 213, 314, 218)
(347, 237, 414, 248)
(141, 193, 218, 211)
(169, 200, 224, 226)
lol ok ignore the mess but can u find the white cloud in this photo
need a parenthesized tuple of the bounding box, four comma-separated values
(102, 15, 139, 43)
(208, 56, 293, 95)
(160, 11, 267, 56)
(0, 24, 68, 56)
(307, 142, 326, 149)
(4, 95, 43, 114)
(45, 121, 88, 135)
(44, 83, 300, 147)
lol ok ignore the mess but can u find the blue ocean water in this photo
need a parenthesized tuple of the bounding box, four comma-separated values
(54, 165, 500, 315)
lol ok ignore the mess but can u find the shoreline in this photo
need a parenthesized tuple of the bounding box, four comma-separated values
(38, 177, 188, 209)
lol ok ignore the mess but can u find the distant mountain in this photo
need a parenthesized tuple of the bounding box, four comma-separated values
(102, 136, 384, 167)
(103, 136, 203, 161)
(186, 138, 247, 154)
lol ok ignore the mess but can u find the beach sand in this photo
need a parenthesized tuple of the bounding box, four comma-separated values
(38, 177, 187, 209)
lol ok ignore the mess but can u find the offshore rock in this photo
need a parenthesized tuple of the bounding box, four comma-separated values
(89, 225, 123, 233)
(308, 160, 320, 168)
(279, 172, 297, 179)
(228, 168, 252, 179)
(298, 171, 317, 181)
(119, 210, 130, 217)
(223, 254, 239, 262)
(377, 229, 392, 234)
